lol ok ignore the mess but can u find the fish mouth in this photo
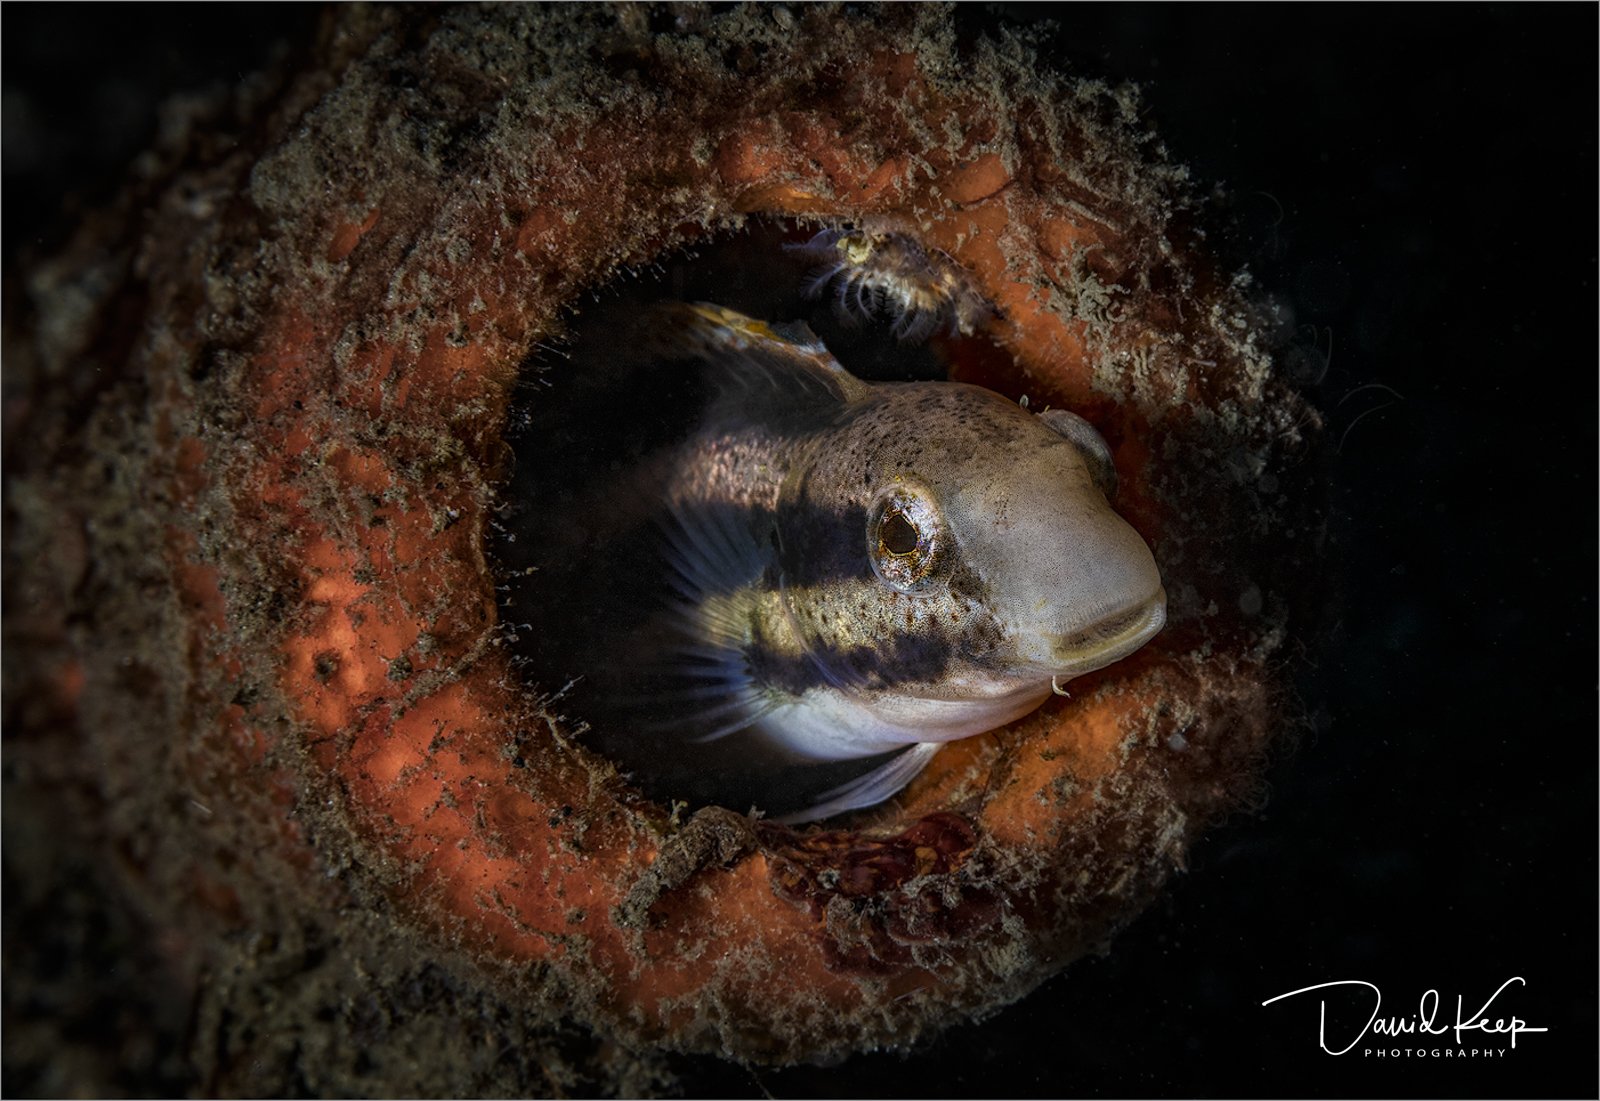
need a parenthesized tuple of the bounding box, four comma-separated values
(1047, 589, 1167, 681)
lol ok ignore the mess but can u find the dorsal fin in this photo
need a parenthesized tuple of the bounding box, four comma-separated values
(656, 302, 873, 416)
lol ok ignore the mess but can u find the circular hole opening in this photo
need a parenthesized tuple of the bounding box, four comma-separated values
(491, 219, 1143, 822)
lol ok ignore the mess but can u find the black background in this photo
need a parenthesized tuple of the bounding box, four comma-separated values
(4, 5, 1595, 1098)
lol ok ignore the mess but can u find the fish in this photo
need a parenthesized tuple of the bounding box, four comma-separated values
(578, 302, 1167, 823)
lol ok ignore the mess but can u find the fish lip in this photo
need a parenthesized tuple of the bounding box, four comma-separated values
(1047, 589, 1167, 681)
(875, 590, 1167, 707)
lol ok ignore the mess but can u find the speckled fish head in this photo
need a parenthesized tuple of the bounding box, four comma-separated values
(647, 302, 1167, 796)
(775, 380, 1167, 739)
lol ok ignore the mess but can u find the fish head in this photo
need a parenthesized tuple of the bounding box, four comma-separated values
(778, 382, 1166, 743)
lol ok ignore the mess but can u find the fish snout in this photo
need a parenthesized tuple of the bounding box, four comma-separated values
(999, 507, 1167, 679)
(1039, 589, 1167, 679)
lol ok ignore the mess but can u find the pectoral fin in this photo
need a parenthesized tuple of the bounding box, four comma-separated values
(644, 500, 777, 742)
(774, 741, 942, 824)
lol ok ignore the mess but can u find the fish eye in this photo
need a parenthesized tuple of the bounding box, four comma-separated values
(868, 487, 941, 591)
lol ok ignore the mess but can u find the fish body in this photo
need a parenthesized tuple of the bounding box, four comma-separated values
(614, 304, 1166, 821)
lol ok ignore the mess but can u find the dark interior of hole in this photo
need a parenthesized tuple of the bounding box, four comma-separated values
(493, 220, 1011, 818)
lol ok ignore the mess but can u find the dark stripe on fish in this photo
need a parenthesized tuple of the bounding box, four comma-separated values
(769, 488, 873, 590)
(660, 497, 873, 598)
(748, 629, 956, 698)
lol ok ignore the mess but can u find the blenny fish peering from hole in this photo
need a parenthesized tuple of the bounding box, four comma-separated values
(500, 232, 1166, 822)
(6, 4, 1321, 1086)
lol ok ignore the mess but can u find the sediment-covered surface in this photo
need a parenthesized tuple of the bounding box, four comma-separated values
(3, 5, 1316, 1094)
